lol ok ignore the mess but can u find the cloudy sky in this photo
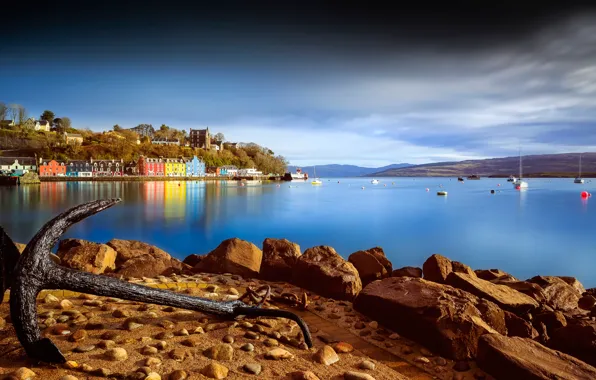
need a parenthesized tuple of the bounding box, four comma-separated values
(1, 1, 596, 166)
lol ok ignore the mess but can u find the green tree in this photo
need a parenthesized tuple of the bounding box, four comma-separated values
(40, 110, 55, 124)
(113, 124, 123, 132)
(61, 117, 72, 130)
(214, 132, 225, 142)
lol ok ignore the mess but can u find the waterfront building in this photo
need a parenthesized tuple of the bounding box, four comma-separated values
(206, 166, 221, 176)
(39, 159, 67, 176)
(165, 158, 186, 177)
(237, 168, 263, 177)
(0, 157, 37, 176)
(124, 160, 138, 176)
(91, 159, 123, 177)
(189, 128, 210, 149)
(137, 156, 165, 176)
(185, 156, 206, 177)
(220, 165, 238, 177)
(66, 160, 93, 177)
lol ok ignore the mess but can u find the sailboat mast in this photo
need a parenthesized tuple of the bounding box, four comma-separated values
(519, 148, 522, 179)
(579, 155, 582, 177)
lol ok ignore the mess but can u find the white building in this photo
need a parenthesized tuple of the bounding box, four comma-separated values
(35, 120, 51, 132)
(0, 157, 37, 175)
(237, 168, 263, 177)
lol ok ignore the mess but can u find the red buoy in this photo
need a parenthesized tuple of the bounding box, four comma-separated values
(581, 191, 589, 198)
(515, 185, 521, 190)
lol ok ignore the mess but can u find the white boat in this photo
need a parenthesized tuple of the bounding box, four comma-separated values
(507, 175, 516, 182)
(574, 155, 584, 184)
(512, 148, 528, 189)
(371, 179, 379, 184)
(311, 166, 322, 185)
(290, 167, 308, 180)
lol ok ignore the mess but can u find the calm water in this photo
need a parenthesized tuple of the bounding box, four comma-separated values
(1, 178, 595, 286)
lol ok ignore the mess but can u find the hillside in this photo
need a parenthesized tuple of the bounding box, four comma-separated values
(368, 153, 596, 177)
(287, 163, 412, 177)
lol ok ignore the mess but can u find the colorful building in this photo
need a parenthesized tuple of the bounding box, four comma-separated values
(206, 166, 221, 176)
(66, 160, 93, 177)
(165, 158, 186, 177)
(124, 160, 138, 176)
(91, 159, 123, 177)
(137, 156, 165, 176)
(219, 165, 238, 177)
(0, 157, 37, 176)
(39, 159, 67, 176)
(185, 156, 206, 177)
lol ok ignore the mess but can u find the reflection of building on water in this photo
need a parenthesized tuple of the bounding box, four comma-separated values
(40, 182, 67, 207)
(163, 182, 186, 220)
(142, 181, 165, 221)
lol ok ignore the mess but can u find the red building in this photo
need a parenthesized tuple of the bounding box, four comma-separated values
(138, 156, 165, 176)
(38, 159, 67, 176)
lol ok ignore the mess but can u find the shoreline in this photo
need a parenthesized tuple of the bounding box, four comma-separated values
(38, 176, 282, 182)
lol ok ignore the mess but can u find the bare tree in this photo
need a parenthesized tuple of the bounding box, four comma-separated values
(0, 103, 7, 120)
(61, 117, 72, 130)
(214, 132, 225, 142)
(18, 106, 27, 126)
(8, 104, 19, 122)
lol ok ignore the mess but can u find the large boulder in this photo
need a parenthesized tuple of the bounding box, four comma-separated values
(558, 276, 586, 295)
(533, 310, 567, 336)
(477, 333, 596, 380)
(504, 311, 538, 339)
(18, 241, 61, 264)
(292, 246, 362, 301)
(392, 266, 422, 278)
(475, 269, 513, 281)
(491, 279, 547, 303)
(57, 238, 88, 253)
(348, 247, 392, 286)
(182, 254, 204, 268)
(528, 276, 582, 311)
(260, 238, 301, 282)
(548, 320, 596, 367)
(446, 272, 539, 314)
(107, 239, 189, 278)
(58, 242, 117, 274)
(193, 238, 262, 278)
(422, 254, 453, 283)
(353, 276, 506, 360)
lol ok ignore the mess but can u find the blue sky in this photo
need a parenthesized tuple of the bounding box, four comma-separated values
(1, 3, 596, 167)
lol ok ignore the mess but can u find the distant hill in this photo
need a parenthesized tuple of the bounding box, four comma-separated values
(287, 163, 412, 177)
(368, 153, 596, 177)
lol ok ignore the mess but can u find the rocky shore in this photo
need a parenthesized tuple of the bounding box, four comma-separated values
(2, 237, 596, 379)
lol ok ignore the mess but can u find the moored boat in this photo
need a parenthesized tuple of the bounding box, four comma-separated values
(371, 179, 379, 184)
(467, 174, 480, 180)
(574, 155, 584, 184)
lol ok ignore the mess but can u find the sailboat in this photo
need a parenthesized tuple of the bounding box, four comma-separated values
(512, 148, 528, 189)
(574, 154, 584, 184)
(311, 166, 322, 185)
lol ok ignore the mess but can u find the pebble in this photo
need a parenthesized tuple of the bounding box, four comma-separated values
(145, 357, 162, 366)
(354, 321, 366, 329)
(158, 320, 175, 328)
(243, 363, 262, 375)
(81, 364, 93, 372)
(265, 348, 294, 360)
(169, 348, 188, 361)
(175, 328, 189, 336)
(313, 345, 340, 365)
(359, 360, 376, 370)
(384, 342, 395, 348)
(401, 346, 413, 355)
(144, 372, 161, 380)
(203, 344, 234, 360)
(141, 346, 159, 355)
(74, 344, 96, 353)
(44, 318, 57, 326)
(289, 371, 321, 380)
(85, 322, 105, 330)
(11, 367, 36, 380)
(123, 318, 144, 331)
(144, 312, 159, 319)
(433, 357, 448, 366)
(206, 284, 218, 292)
(240, 321, 253, 328)
(59, 299, 74, 309)
(359, 330, 371, 337)
(57, 316, 70, 323)
(168, 370, 188, 380)
(228, 288, 239, 295)
(91, 368, 110, 377)
(79, 293, 97, 300)
(414, 356, 431, 364)
(155, 332, 174, 339)
(263, 338, 279, 347)
(44, 294, 60, 304)
(69, 329, 88, 342)
(344, 372, 376, 380)
(194, 327, 205, 334)
(156, 341, 167, 350)
(257, 319, 277, 328)
(333, 342, 354, 353)
(140, 336, 152, 344)
(328, 313, 342, 320)
(251, 324, 265, 333)
(368, 321, 379, 329)
(64, 361, 79, 369)
(105, 347, 128, 361)
(241, 343, 255, 352)
(389, 333, 400, 340)
(112, 309, 131, 318)
(98, 340, 116, 349)
(181, 338, 199, 347)
(222, 335, 234, 343)
(201, 362, 229, 379)
(60, 376, 78, 380)
(162, 306, 176, 312)
(245, 331, 259, 339)
(101, 304, 117, 312)
(83, 299, 103, 307)
(420, 348, 434, 357)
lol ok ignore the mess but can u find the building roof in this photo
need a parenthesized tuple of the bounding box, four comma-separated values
(151, 138, 179, 143)
(38, 120, 49, 126)
(67, 160, 91, 165)
(0, 157, 36, 165)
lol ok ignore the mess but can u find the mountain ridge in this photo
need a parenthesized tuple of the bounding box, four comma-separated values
(286, 163, 412, 177)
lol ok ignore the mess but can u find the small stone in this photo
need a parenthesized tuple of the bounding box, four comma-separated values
(289, 371, 321, 380)
(79, 293, 96, 300)
(91, 368, 111, 377)
(144, 372, 161, 380)
(140, 336, 152, 344)
(162, 306, 176, 312)
(333, 342, 353, 353)
(241, 321, 254, 328)
(257, 319, 277, 328)
(101, 331, 119, 340)
(12, 367, 36, 380)
(175, 328, 189, 336)
(354, 321, 366, 329)
(203, 344, 233, 360)
(313, 345, 339, 365)
(64, 361, 79, 369)
(389, 333, 400, 340)
(101, 304, 117, 312)
(245, 331, 259, 339)
(105, 347, 128, 361)
(368, 321, 378, 329)
(98, 340, 116, 349)
(206, 284, 218, 292)
(414, 356, 431, 364)
(328, 313, 342, 320)
(85, 322, 105, 330)
(145, 357, 162, 366)
(138, 367, 152, 375)
(265, 348, 294, 360)
(60, 376, 78, 380)
(194, 327, 205, 334)
(57, 315, 70, 323)
(228, 288, 239, 295)
(401, 346, 413, 355)
(168, 370, 187, 380)
(243, 363, 262, 375)
(222, 335, 234, 343)
(156, 341, 167, 350)
(123, 318, 144, 331)
(359, 360, 376, 370)
(112, 309, 131, 318)
(83, 299, 103, 307)
(155, 331, 174, 339)
(344, 372, 376, 380)
(44, 294, 60, 304)
(433, 357, 448, 366)
(264, 338, 279, 347)
(453, 361, 470, 372)
(181, 338, 199, 347)
(74, 344, 96, 353)
(251, 324, 265, 333)
(201, 362, 229, 379)
(59, 299, 74, 309)
(420, 348, 434, 357)
(384, 342, 395, 348)
(44, 318, 57, 326)
(359, 330, 371, 337)
(69, 329, 88, 342)
(141, 346, 159, 355)
(241, 343, 254, 352)
(169, 348, 188, 361)
(158, 319, 175, 328)
(144, 312, 159, 319)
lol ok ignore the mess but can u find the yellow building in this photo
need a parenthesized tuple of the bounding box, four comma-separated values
(164, 158, 186, 177)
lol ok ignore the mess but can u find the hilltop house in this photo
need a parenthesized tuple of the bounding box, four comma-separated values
(185, 156, 206, 177)
(64, 132, 84, 145)
(223, 142, 238, 149)
(137, 156, 165, 176)
(39, 159, 67, 176)
(91, 159, 123, 177)
(165, 158, 186, 177)
(210, 139, 223, 151)
(0, 157, 37, 176)
(66, 161, 93, 177)
(35, 120, 51, 132)
(189, 128, 210, 149)
(151, 138, 180, 146)
(0, 120, 15, 128)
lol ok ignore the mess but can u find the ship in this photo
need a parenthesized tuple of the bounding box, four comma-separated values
(283, 168, 309, 181)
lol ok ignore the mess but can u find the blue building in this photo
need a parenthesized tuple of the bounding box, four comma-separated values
(185, 156, 206, 177)
(66, 160, 93, 177)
